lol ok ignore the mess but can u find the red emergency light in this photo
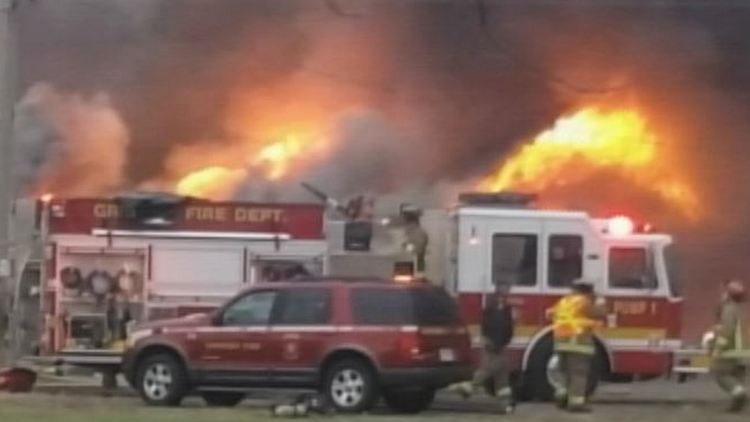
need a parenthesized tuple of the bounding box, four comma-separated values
(607, 215, 635, 236)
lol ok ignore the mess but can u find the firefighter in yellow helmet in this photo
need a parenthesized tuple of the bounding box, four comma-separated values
(708, 279, 749, 412)
(548, 279, 607, 413)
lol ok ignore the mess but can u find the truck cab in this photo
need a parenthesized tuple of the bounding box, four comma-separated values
(448, 197, 682, 400)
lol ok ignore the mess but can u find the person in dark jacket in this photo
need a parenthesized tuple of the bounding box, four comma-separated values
(455, 284, 515, 414)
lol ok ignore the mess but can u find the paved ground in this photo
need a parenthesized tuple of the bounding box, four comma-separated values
(0, 378, 747, 422)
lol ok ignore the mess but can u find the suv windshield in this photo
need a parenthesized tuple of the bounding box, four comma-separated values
(351, 286, 460, 326)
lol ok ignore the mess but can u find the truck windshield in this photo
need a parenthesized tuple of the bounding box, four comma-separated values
(664, 245, 681, 298)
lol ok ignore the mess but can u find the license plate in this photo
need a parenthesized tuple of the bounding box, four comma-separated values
(439, 348, 456, 362)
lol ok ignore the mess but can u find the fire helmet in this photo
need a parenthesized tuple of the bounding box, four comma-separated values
(571, 278, 595, 294)
(725, 279, 747, 302)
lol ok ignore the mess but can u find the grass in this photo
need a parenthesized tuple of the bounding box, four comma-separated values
(1, 387, 744, 422)
(0, 394, 481, 422)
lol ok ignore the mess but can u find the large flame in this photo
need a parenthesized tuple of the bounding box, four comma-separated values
(172, 134, 313, 198)
(479, 107, 700, 219)
(252, 135, 305, 181)
(175, 166, 246, 199)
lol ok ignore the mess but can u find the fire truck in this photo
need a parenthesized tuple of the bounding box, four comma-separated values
(35, 192, 687, 397)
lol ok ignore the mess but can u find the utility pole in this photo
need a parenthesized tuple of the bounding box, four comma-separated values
(0, 0, 18, 367)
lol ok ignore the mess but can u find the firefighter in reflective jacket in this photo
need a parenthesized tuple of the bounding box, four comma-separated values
(709, 279, 749, 413)
(548, 279, 607, 413)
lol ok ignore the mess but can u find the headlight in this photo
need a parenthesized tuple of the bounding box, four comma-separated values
(126, 328, 153, 348)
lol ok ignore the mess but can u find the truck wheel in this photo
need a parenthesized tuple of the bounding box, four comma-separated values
(524, 336, 601, 401)
(136, 354, 188, 406)
(323, 359, 378, 413)
(201, 391, 246, 407)
(383, 388, 436, 414)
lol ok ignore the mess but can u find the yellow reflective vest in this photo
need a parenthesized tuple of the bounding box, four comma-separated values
(551, 293, 605, 355)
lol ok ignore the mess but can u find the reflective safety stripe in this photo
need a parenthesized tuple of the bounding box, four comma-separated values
(497, 387, 512, 398)
(718, 349, 750, 359)
(555, 342, 595, 355)
(569, 396, 586, 406)
(552, 295, 600, 339)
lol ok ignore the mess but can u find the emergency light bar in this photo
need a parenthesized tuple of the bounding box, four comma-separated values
(607, 215, 635, 236)
(92, 229, 292, 241)
(602, 215, 656, 236)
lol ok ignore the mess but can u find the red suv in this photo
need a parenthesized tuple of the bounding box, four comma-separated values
(122, 279, 472, 413)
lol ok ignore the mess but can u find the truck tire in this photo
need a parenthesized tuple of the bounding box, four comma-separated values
(201, 391, 246, 407)
(382, 388, 436, 414)
(323, 359, 378, 413)
(524, 336, 601, 401)
(135, 353, 189, 406)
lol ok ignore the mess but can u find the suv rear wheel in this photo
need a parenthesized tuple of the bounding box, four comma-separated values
(323, 359, 378, 413)
(135, 354, 188, 406)
(383, 388, 436, 413)
(201, 391, 246, 407)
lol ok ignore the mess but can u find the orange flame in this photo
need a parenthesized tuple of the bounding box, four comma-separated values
(479, 107, 700, 219)
(252, 135, 305, 181)
(172, 134, 313, 199)
(175, 166, 247, 199)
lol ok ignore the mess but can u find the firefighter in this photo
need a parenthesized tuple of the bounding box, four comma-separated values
(401, 206, 428, 275)
(548, 279, 607, 413)
(454, 284, 515, 414)
(709, 279, 749, 412)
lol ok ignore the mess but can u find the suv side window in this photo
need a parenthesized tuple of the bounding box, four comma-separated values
(492, 234, 537, 286)
(275, 289, 331, 325)
(351, 287, 460, 326)
(609, 247, 655, 289)
(221, 290, 278, 326)
(548, 235, 583, 288)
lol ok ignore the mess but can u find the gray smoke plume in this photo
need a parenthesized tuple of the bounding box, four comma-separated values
(14, 83, 129, 196)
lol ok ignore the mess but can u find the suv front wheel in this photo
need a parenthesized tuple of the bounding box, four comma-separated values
(323, 359, 378, 413)
(135, 354, 188, 406)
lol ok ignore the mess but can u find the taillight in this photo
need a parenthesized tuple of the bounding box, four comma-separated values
(398, 332, 423, 359)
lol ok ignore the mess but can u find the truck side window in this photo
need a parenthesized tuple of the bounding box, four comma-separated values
(222, 291, 278, 326)
(492, 234, 537, 287)
(609, 247, 653, 289)
(548, 235, 583, 288)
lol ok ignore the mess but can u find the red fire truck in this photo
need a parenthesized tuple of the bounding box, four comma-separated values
(37, 192, 687, 397)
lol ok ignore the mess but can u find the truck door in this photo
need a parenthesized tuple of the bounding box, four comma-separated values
(486, 219, 544, 334)
(539, 220, 601, 328)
